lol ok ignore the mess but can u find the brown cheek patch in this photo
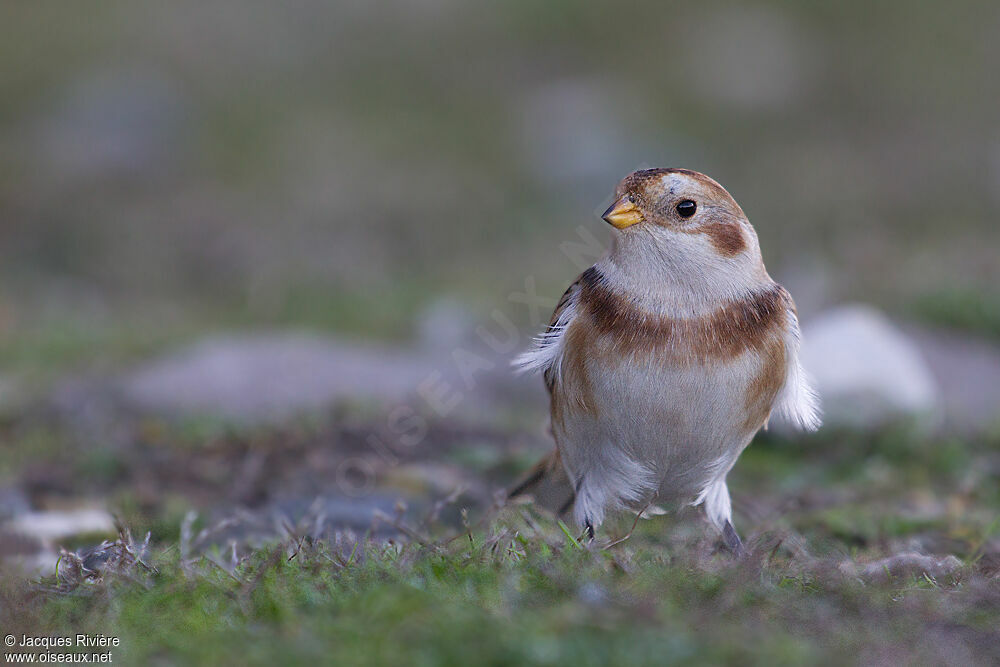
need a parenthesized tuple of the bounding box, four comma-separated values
(699, 221, 746, 257)
(578, 268, 790, 365)
(742, 335, 786, 433)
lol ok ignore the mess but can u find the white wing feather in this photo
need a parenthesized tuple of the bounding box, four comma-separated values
(511, 299, 578, 376)
(774, 305, 822, 431)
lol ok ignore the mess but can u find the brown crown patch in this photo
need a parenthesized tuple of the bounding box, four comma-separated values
(577, 267, 789, 364)
(616, 168, 735, 206)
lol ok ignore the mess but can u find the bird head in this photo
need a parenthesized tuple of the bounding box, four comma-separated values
(603, 168, 756, 254)
(601, 168, 767, 301)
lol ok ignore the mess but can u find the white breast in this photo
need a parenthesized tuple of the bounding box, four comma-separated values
(554, 345, 762, 525)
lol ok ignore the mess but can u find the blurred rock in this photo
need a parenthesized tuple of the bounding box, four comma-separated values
(4, 508, 115, 544)
(269, 494, 405, 533)
(2, 508, 132, 577)
(905, 326, 1000, 433)
(840, 552, 962, 583)
(233, 494, 409, 545)
(0, 486, 31, 521)
(383, 463, 473, 497)
(119, 318, 550, 424)
(120, 333, 443, 421)
(800, 305, 940, 429)
(176, 494, 420, 553)
(417, 298, 478, 352)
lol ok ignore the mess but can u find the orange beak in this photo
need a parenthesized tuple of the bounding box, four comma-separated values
(602, 195, 644, 229)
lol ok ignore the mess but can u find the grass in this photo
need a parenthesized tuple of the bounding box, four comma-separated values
(910, 288, 1000, 341)
(3, 503, 997, 667)
(3, 424, 1000, 665)
(2, 390, 999, 665)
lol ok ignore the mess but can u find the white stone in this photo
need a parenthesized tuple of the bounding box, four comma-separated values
(120, 332, 442, 421)
(799, 304, 940, 428)
(905, 325, 1000, 433)
(5, 509, 115, 544)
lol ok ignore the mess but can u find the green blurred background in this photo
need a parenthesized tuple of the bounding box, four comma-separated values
(2, 0, 999, 374)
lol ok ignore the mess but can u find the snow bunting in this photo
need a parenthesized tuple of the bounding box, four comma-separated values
(511, 168, 820, 553)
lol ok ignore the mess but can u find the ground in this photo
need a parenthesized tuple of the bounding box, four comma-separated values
(2, 412, 999, 665)
(2, 2, 1000, 664)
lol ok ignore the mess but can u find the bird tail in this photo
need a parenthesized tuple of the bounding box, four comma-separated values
(507, 450, 575, 515)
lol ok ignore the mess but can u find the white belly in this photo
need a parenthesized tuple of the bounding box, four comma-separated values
(554, 351, 760, 509)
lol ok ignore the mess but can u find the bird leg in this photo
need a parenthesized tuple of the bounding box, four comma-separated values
(506, 465, 547, 499)
(557, 492, 575, 516)
(722, 520, 747, 558)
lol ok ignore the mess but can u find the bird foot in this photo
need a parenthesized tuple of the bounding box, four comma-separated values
(722, 520, 747, 559)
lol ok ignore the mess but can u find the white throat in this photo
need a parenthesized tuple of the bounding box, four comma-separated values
(599, 227, 769, 318)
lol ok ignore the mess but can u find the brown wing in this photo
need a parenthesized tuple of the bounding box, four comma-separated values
(508, 272, 587, 511)
(541, 271, 586, 393)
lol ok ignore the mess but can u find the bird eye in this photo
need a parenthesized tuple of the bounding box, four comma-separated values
(676, 200, 697, 218)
